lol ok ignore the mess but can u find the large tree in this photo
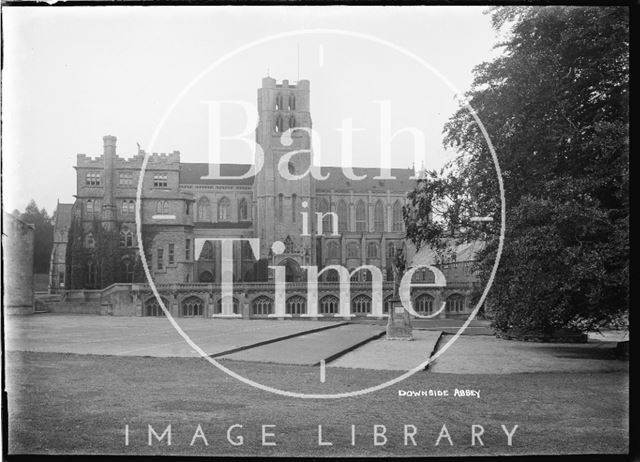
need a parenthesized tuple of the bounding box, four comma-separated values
(19, 200, 54, 274)
(405, 6, 628, 334)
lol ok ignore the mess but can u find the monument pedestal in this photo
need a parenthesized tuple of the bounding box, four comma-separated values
(386, 298, 413, 340)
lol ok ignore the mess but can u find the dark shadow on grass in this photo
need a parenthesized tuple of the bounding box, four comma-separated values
(534, 345, 622, 361)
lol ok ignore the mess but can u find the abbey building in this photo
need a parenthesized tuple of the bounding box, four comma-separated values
(49, 77, 478, 319)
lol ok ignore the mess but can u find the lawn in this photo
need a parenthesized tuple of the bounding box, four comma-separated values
(4, 351, 628, 456)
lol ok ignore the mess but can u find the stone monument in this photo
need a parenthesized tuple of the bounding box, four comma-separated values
(386, 244, 413, 340)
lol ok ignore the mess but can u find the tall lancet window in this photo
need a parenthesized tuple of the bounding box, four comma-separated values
(291, 194, 297, 223)
(392, 200, 403, 231)
(374, 200, 385, 232)
(356, 200, 367, 232)
(275, 115, 283, 133)
(288, 94, 296, 110)
(218, 197, 230, 221)
(337, 199, 349, 232)
(238, 198, 248, 221)
(318, 198, 331, 233)
(197, 197, 211, 222)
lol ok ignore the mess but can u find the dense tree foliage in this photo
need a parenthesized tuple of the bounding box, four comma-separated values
(405, 6, 628, 333)
(65, 215, 85, 289)
(18, 200, 54, 274)
(65, 217, 145, 289)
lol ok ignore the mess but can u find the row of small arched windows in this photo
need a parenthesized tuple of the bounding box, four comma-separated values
(196, 196, 248, 222)
(317, 198, 404, 233)
(274, 115, 296, 133)
(143, 293, 466, 317)
(325, 241, 388, 260)
(84, 226, 135, 249)
(275, 94, 295, 111)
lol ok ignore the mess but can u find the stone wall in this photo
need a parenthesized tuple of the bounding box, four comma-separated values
(3, 212, 35, 314)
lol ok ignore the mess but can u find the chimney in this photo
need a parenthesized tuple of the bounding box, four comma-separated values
(101, 135, 117, 229)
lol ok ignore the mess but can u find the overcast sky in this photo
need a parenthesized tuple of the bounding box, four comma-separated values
(2, 5, 501, 214)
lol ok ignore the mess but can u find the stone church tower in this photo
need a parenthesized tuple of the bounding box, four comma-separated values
(254, 77, 315, 277)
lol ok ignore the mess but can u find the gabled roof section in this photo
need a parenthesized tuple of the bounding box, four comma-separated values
(316, 167, 416, 192)
(180, 163, 255, 185)
(54, 203, 74, 231)
(178, 163, 417, 191)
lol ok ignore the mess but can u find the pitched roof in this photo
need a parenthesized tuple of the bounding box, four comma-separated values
(179, 163, 416, 192)
(54, 203, 74, 231)
(316, 167, 416, 192)
(179, 163, 255, 185)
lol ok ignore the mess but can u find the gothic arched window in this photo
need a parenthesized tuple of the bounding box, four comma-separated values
(288, 94, 295, 110)
(200, 241, 214, 260)
(392, 200, 403, 231)
(86, 258, 97, 287)
(181, 296, 204, 317)
(415, 294, 434, 314)
(197, 196, 211, 222)
(218, 197, 230, 221)
(286, 295, 306, 315)
(120, 226, 133, 248)
(347, 242, 359, 259)
(367, 241, 379, 259)
(156, 201, 169, 215)
(351, 294, 372, 314)
(387, 241, 396, 258)
(289, 115, 296, 130)
(121, 256, 134, 282)
(278, 194, 284, 220)
(199, 270, 214, 283)
(252, 296, 273, 316)
(216, 297, 239, 314)
(327, 241, 340, 259)
(86, 231, 95, 248)
(291, 194, 297, 223)
(238, 198, 248, 221)
(446, 294, 465, 313)
(319, 295, 339, 314)
(374, 200, 385, 232)
(356, 200, 367, 232)
(337, 199, 349, 232)
(318, 198, 331, 233)
(144, 296, 168, 317)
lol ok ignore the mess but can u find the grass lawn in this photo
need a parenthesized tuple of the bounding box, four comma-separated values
(5, 351, 628, 457)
